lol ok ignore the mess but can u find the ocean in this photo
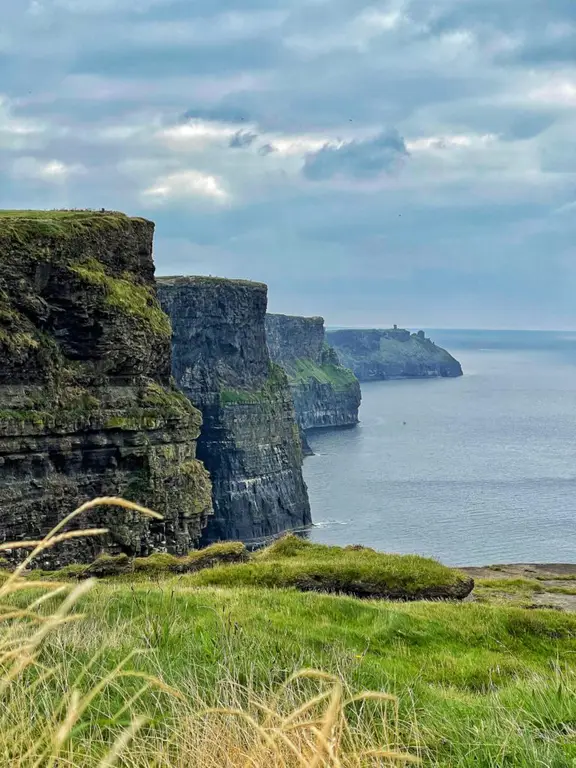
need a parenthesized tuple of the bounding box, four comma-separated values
(303, 329, 576, 566)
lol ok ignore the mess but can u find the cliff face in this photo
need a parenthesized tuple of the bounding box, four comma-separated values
(0, 211, 212, 567)
(327, 328, 463, 381)
(157, 277, 311, 543)
(266, 315, 361, 442)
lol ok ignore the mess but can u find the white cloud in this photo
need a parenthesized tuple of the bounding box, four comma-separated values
(11, 156, 86, 182)
(159, 120, 238, 148)
(141, 170, 229, 204)
(0, 95, 46, 149)
(407, 133, 498, 151)
(528, 78, 576, 106)
(157, 118, 337, 158)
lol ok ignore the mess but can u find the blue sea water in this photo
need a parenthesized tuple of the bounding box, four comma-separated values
(303, 330, 576, 566)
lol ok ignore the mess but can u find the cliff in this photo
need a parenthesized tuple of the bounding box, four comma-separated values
(0, 210, 212, 567)
(265, 315, 361, 446)
(327, 328, 463, 381)
(157, 277, 311, 543)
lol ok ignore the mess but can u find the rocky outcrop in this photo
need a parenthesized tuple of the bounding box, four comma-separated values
(327, 328, 463, 381)
(0, 210, 212, 567)
(157, 277, 311, 544)
(265, 315, 361, 447)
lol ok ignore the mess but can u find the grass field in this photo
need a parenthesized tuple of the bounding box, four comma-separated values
(4, 580, 575, 766)
(187, 536, 473, 600)
(2, 501, 576, 766)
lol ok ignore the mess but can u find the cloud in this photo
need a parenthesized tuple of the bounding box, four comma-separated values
(2, 0, 576, 327)
(303, 130, 410, 181)
(180, 105, 251, 124)
(528, 78, 576, 107)
(142, 169, 229, 204)
(0, 95, 47, 150)
(229, 129, 258, 148)
(11, 156, 85, 182)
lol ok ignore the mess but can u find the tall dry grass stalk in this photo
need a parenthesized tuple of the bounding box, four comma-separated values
(0, 497, 420, 766)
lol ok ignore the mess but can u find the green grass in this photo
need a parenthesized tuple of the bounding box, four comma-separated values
(70, 257, 171, 337)
(476, 578, 546, 594)
(23, 536, 468, 601)
(12, 581, 576, 766)
(28, 542, 250, 581)
(0, 209, 148, 241)
(290, 358, 358, 391)
(157, 275, 267, 289)
(219, 362, 289, 406)
(134, 542, 248, 574)
(474, 577, 576, 610)
(219, 389, 263, 405)
(186, 536, 472, 600)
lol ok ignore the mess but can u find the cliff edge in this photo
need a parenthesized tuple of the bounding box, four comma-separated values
(157, 277, 311, 543)
(0, 210, 212, 566)
(266, 314, 361, 448)
(327, 328, 463, 381)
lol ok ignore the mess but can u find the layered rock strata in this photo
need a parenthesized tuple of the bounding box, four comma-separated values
(0, 210, 212, 567)
(157, 277, 311, 543)
(266, 314, 361, 452)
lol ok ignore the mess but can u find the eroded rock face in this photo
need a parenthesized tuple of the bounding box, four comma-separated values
(157, 277, 311, 543)
(327, 328, 463, 381)
(0, 211, 212, 567)
(265, 314, 361, 441)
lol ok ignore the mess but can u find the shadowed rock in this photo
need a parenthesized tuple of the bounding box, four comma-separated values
(0, 211, 212, 567)
(327, 328, 463, 381)
(266, 314, 361, 448)
(157, 276, 311, 544)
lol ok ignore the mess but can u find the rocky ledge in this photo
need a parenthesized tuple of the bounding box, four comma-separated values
(461, 563, 576, 612)
(0, 210, 212, 567)
(327, 327, 463, 381)
(266, 314, 361, 452)
(157, 277, 311, 544)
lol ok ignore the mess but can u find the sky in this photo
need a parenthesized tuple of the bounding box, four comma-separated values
(1, 0, 575, 329)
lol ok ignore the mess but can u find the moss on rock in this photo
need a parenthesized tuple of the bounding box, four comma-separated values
(70, 257, 171, 338)
(0, 210, 213, 567)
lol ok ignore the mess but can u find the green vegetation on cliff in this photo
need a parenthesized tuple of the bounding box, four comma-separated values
(219, 361, 289, 405)
(158, 274, 267, 289)
(0, 208, 146, 241)
(0, 210, 212, 565)
(70, 257, 171, 337)
(5, 576, 576, 766)
(2, 512, 576, 767)
(290, 358, 359, 391)
(189, 535, 472, 600)
(33, 534, 470, 601)
(0, 208, 168, 383)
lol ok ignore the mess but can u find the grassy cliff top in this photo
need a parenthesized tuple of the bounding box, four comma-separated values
(288, 358, 359, 390)
(189, 535, 472, 600)
(0, 209, 151, 240)
(7, 555, 576, 766)
(266, 313, 325, 324)
(157, 274, 267, 290)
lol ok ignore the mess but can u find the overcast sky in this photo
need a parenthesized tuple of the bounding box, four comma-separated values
(1, 0, 575, 328)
